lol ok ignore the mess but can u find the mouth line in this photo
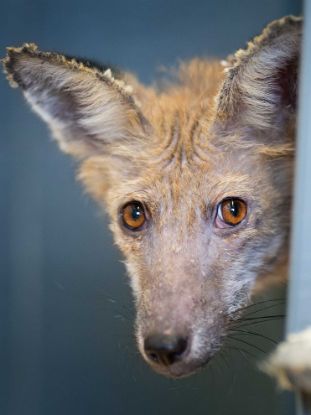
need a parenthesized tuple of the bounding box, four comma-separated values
(146, 354, 213, 379)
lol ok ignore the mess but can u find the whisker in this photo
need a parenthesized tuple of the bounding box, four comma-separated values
(228, 335, 269, 355)
(229, 328, 278, 344)
(241, 302, 285, 318)
(219, 350, 229, 372)
(238, 314, 285, 322)
(225, 344, 257, 362)
(224, 339, 259, 360)
(231, 298, 285, 315)
(237, 316, 285, 328)
(221, 349, 231, 369)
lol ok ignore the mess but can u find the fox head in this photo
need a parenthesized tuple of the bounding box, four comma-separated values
(3, 16, 301, 378)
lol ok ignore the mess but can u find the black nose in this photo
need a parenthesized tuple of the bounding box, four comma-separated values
(144, 334, 188, 366)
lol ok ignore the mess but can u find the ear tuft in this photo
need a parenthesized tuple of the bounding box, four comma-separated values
(225, 16, 301, 72)
(3, 43, 134, 98)
(3, 43, 39, 88)
(215, 16, 302, 130)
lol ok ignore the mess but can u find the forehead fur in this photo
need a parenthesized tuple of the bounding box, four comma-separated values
(143, 60, 224, 165)
(79, 59, 227, 203)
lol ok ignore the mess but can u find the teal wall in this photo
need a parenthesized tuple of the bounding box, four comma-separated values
(0, 1, 302, 414)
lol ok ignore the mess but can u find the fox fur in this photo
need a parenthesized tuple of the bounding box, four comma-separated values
(2, 16, 301, 378)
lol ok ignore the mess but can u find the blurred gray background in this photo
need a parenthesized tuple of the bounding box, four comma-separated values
(0, 1, 302, 414)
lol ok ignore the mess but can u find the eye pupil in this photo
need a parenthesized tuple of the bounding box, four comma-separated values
(229, 200, 239, 217)
(131, 206, 142, 220)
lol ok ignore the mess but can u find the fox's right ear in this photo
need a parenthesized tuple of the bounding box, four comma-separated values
(3, 43, 150, 159)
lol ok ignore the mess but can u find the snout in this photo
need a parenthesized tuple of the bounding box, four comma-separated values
(140, 330, 214, 378)
(134, 275, 226, 377)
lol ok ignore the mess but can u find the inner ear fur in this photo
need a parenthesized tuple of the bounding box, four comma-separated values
(215, 16, 302, 132)
(3, 43, 150, 158)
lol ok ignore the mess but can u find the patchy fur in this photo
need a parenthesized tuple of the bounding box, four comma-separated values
(2, 16, 301, 378)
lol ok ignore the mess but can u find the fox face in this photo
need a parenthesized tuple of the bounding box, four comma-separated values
(3, 16, 300, 378)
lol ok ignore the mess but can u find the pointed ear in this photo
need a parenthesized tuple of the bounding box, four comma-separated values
(214, 16, 302, 132)
(3, 43, 150, 158)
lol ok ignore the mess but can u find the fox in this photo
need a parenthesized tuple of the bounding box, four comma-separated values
(2, 16, 304, 380)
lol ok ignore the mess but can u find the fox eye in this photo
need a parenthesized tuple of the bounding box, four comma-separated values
(121, 201, 146, 231)
(217, 198, 247, 227)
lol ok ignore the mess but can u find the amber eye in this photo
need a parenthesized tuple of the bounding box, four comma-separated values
(217, 198, 247, 226)
(121, 201, 146, 231)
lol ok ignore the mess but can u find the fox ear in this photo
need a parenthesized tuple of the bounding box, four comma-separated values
(214, 16, 302, 132)
(3, 43, 150, 158)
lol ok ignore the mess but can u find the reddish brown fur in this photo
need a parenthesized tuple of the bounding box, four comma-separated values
(2, 16, 301, 377)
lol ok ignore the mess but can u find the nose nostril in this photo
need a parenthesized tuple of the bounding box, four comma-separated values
(144, 334, 189, 366)
(174, 338, 188, 357)
(148, 352, 159, 363)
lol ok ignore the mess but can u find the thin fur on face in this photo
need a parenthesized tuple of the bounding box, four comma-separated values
(2, 15, 301, 377)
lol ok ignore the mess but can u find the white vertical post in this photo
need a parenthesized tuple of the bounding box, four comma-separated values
(286, 2, 311, 414)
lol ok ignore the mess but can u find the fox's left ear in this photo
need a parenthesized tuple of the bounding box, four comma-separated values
(3, 43, 150, 158)
(214, 16, 302, 132)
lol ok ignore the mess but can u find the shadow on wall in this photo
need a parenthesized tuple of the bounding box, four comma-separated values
(0, 1, 302, 414)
